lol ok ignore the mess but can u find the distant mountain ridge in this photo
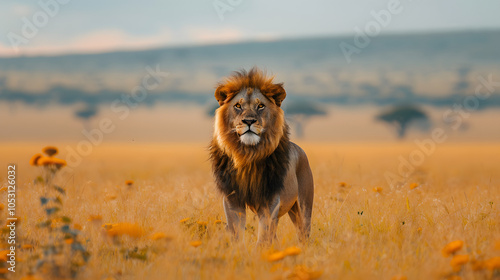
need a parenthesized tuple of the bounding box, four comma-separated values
(1, 29, 500, 119)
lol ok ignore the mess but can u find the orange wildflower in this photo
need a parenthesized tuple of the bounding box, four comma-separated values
(190, 241, 202, 247)
(409, 183, 419, 189)
(42, 146, 58, 156)
(29, 154, 43, 166)
(284, 246, 302, 256)
(125, 180, 134, 186)
(266, 251, 286, 262)
(485, 256, 500, 271)
(105, 223, 144, 238)
(151, 232, 173, 241)
(0, 250, 8, 262)
(179, 218, 190, 223)
(38, 157, 67, 168)
(373, 187, 383, 193)
(450, 254, 469, 272)
(442, 240, 464, 257)
(391, 275, 408, 280)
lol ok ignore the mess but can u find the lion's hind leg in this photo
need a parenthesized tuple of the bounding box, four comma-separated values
(288, 201, 308, 243)
(293, 146, 314, 242)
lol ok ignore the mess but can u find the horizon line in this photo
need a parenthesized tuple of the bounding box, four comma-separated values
(1, 27, 499, 59)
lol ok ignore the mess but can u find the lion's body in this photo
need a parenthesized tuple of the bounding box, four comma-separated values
(209, 68, 314, 244)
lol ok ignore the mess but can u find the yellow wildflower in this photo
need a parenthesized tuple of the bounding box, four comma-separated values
(42, 146, 58, 156)
(190, 241, 202, 247)
(151, 232, 173, 241)
(38, 157, 67, 168)
(29, 154, 43, 166)
(106, 223, 144, 238)
(0, 250, 9, 262)
(450, 254, 469, 271)
(409, 183, 419, 189)
(485, 256, 500, 271)
(442, 240, 464, 257)
(266, 251, 286, 262)
(284, 246, 302, 256)
(21, 244, 34, 249)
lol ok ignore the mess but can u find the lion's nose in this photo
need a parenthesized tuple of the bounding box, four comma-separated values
(242, 119, 257, 126)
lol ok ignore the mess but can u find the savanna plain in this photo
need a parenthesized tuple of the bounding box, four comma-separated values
(0, 142, 499, 280)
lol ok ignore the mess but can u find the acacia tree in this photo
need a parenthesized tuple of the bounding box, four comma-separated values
(376, 105, 430, 139)
(285, 101, 327, 139)
(74, 105, 98, 130)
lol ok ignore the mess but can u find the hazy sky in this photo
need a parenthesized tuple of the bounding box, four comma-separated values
(1, 0, 500, 56)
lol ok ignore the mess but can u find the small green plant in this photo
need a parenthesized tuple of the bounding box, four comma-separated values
(29, 146, 89, 279)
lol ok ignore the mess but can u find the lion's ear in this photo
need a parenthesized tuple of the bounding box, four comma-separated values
(215, 85, 228, 106)
(271, 83, 286, 107)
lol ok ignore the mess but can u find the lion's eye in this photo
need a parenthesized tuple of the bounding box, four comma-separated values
(234, 103, 241, 109)
(257, 104, 265, 110)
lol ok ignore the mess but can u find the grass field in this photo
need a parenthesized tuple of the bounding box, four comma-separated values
(1, 142, 499, 280)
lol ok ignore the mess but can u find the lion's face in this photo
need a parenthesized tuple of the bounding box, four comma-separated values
(216, 88, 284, 148)
(212, 68, 287, 163)
(228, 89, 274, 146)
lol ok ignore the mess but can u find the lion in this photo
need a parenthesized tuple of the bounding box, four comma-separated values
(209, 67, 314, 244)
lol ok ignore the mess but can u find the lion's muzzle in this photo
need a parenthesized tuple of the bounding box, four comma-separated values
(237, 119, 262, 146)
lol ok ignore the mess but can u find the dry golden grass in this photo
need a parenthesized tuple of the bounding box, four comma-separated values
(0, 142, 499, 279)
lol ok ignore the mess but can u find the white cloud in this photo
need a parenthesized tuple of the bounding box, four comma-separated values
(0, 28, 173, 57)
(0, 26, 247, 57)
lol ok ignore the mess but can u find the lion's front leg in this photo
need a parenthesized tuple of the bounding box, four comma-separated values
(223, 194, 246, 241)
(256, 195, 281, 246)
